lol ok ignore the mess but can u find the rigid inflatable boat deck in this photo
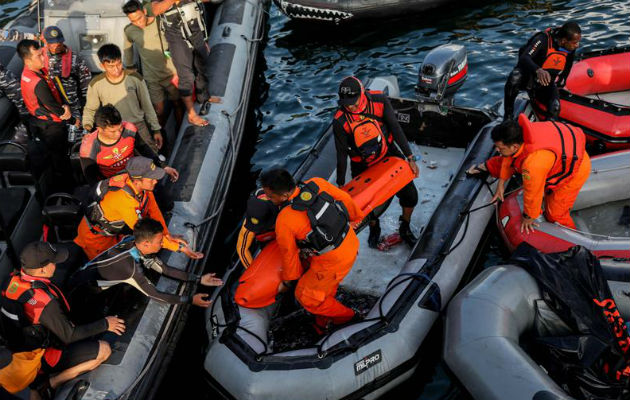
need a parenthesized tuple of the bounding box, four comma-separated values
(572, 199, 630, 238)
(344, 144, 465, 296)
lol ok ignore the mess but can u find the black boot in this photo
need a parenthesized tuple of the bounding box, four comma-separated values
(368, 220, 381, 249)
(399, 216, 417, 248)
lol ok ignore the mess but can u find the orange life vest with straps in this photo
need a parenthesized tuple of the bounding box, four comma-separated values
(80, 122, 138, 178)
(0, 272, 69, 351)
(335, 91, 393, 165)
(85, 173, 150, 235)
(511, 115, 586, 191)
(20, 67, 64, 122)
(541, 27, 569, 73)
(43, 46, 73, 79)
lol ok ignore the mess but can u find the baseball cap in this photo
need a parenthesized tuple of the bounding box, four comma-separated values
(20, 241, 69, 270)
(338, 76, 362, 106)
(43, 26, 65, 44)
(125, 156, 165, 180)
(244, 195, 277, 234)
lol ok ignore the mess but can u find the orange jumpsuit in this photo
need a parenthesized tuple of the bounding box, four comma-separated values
(74, 176, 179, 259)
(493, 148, 591, 228)
(486, 115, 591, 229)
(275, 177, 362, 329)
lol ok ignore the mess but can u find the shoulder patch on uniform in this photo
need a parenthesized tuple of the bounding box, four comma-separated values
(250, 217, 259, 225)
(300, 192, 312, 201)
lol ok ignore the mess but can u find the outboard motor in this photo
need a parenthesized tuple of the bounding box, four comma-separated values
(416, 44, 468, 105)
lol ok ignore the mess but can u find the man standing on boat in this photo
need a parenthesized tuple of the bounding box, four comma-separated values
(122, 0, 184, 128)
(261, 168, 362, 334)
(0, 241, 125, 398)
(468, 115, 590, 233)
(41, 26, 91, 123)
(149, 0, 220, 127)
(503, 21, 581, 120)
(83, 44, 163, 154)
(333, 76, 419, 248)
(18, 39, 79, 189)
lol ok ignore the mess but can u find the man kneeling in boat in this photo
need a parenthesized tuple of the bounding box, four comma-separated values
(333, 76, 419, 248)
(503, 21, 581, 120)
(69, 218, 222, 312)
(468, 114, 590, 233)
(74, 156, 194, 259)
(261, 168, 362, 334)
(0, 242, 125, 398)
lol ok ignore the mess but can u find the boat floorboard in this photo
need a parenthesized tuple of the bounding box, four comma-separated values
(586, 90, 630, 107)
(572, 198, 630, 238)
(342, 144, 466, 296)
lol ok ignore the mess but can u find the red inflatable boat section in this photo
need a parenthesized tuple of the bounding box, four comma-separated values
(497, 190, 630, 260)
(234, 156, 415, 309)
(537, 49, 630, 150)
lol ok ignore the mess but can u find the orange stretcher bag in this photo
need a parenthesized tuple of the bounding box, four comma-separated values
(234, 156, 415, 309)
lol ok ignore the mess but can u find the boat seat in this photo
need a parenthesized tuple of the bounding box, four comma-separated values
(0, 187, 30, 240)
(69, 141, 86, 186)
(0, 141, 36, 189)
(42, 193, 83, 243)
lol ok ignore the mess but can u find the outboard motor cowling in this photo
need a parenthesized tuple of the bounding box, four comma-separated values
(416, 44, 468, 105)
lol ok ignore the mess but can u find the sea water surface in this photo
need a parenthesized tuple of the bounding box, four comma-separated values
(1, 0, 628, 398)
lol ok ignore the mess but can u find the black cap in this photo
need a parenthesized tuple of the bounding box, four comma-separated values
(338, 76, 362, 106)
(43, 26, 65, 44)
(20, 241, 69, 270)
(126, 156, 165, 180)
(244, 195, 277, 234)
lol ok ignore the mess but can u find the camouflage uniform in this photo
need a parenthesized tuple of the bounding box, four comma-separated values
(0, 62, 28, 117)
(46, 48, 92, 120)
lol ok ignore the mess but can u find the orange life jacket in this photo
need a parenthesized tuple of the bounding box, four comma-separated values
(335, 91, 393, 165)
(512, 115, 586, 191)
(43, 46, 72, 79)
(0, 272, 69, 351)
(80, 122, 138, 178)
(20, 67, 63, 122)
(86, 174, 150, 235)
(541, 27, 569, 73)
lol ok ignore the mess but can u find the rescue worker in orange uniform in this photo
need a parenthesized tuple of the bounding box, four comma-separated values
(504, 21, 581, 120)
(80, 104, 179, 185)
(260, 168, 362, 333)
(0, 242, 125, 398)
(468, 114, 590, 233)
(74, 156, 195, 259)
(333, 76, 419, 248)
(236, 189, 278, 268)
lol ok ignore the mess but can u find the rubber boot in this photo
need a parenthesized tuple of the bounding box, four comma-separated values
(399, 216, 417, 248)
(368, 220, 381, 249)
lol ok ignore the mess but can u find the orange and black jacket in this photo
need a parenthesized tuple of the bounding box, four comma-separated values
(20, 67, 76, 125)
(0, 272, 107, 351)
(332, 92, 412, 186)
(79, 121, 162, 185)
(518, 27, 576, 87)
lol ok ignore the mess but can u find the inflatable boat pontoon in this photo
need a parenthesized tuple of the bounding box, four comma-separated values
(497, 150, 630, 261)
(203, 44, 501, 399)
(445, 250, 630, 400)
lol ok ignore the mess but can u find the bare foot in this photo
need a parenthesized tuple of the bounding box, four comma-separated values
(208, 96, 223, 104)
(188, 112, 209, 126)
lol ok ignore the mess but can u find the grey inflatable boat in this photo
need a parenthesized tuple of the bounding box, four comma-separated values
(0, 0, 266, 398)
(203, 45, 501, 400)
(444, 260, 630, 400)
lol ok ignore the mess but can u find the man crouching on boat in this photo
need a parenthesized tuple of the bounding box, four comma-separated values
(467, 114, 590, 233)
(261, 168, 362, 334)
